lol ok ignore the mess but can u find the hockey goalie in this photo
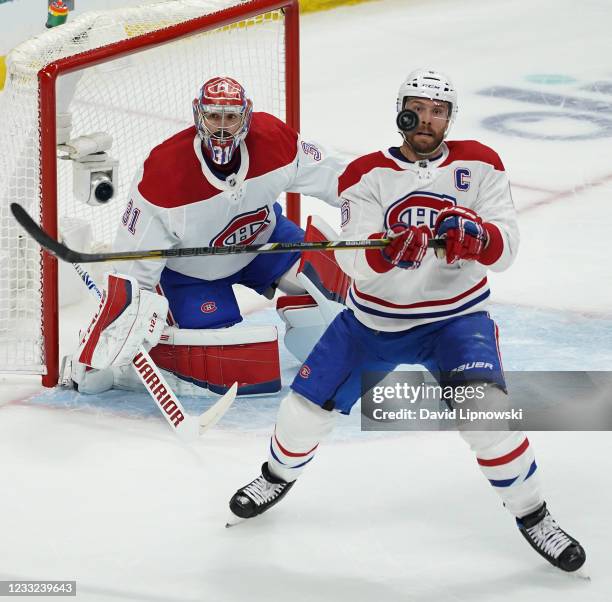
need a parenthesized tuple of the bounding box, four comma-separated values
(71, 76, 349, 398)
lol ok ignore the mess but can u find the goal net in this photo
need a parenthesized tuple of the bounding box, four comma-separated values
(0, 0, 299, 385)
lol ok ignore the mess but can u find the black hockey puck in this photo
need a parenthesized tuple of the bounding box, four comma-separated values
(396, 109, 418, 132)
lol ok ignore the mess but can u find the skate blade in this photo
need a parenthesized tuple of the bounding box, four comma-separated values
(567, 565, 591, 581)
(225, 512, 246, 528)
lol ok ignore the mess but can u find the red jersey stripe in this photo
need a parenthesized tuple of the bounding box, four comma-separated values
(338, 151, 403, 196)
(440, 140, 505, 171)
(352, 277, 488, 310)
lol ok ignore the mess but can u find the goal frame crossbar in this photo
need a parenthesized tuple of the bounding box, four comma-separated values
(35, 0, 300, 386)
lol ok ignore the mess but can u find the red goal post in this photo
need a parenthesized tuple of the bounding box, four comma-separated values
(0, 0, 300, 387)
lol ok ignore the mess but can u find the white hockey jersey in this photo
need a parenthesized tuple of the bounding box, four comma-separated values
(114, 112, 344, 289)
(336, 141, 519, 332)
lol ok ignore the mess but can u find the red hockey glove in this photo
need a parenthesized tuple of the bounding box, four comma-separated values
(433, 206, 489, 264)
(382, 223, 431, 269)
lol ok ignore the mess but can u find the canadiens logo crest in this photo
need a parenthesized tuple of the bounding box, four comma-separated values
(204, 77, 242, 98)
(200, 301, 217, 314)
(210, 206, 271, 246)
(385, 191, 457, 231)
(299, 365, 311, 379)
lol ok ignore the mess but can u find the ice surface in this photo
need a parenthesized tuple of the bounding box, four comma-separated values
(24, 304, 612, 436)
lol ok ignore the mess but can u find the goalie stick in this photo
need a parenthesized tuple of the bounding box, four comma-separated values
(10, 202, 445, 264)
(71, 261, 238, 441)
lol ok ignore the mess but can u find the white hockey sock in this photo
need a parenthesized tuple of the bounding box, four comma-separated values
(268, 391, 336, 482)
(460, 429, 543, 517)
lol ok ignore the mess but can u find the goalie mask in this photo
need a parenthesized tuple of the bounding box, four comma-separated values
(396, 69, 458, 139)
(193, 76, 253, 165)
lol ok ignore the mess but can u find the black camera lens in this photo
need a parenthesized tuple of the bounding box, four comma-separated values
(91, 174, 114, 203)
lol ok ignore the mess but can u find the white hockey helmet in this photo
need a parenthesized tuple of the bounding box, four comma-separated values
(396, 69, 458, 136)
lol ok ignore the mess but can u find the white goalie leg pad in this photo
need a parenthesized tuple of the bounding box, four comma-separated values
(277, 295, 327, 364)
(70, 360, 114, 395)
(296, 270, 345, 328)
(77, 272, 168, 370)
(297, 215, 351, 323)
(268, 391, 337, 482)
(277, 215, 351, 363)
(458, 386, 543, 517)
(74, 323, 281, 397)
(276, 258, 306, 295)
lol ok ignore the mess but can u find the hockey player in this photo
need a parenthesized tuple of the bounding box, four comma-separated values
(72, 76, 345, 396)
(228, 70, 586, 573)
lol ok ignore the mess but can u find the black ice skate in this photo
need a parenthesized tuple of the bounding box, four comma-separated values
(516, 502, 586, 572)
(227, 462, 295, 525)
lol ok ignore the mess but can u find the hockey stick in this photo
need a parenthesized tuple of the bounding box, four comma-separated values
(11, 202, 445, 264)
(71, 261, 238, 441)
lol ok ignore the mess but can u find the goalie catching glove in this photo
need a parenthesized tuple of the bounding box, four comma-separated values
(77, 273, 168, 370)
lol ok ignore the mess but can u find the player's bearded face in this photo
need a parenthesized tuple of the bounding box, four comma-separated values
(403, 98, 450, 155)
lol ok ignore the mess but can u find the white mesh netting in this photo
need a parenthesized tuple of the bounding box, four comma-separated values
(0, 0, 287, 376)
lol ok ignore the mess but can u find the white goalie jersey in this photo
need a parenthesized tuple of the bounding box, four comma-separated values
(114, 112, 344, 289)
(336, 141, 519, 332)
